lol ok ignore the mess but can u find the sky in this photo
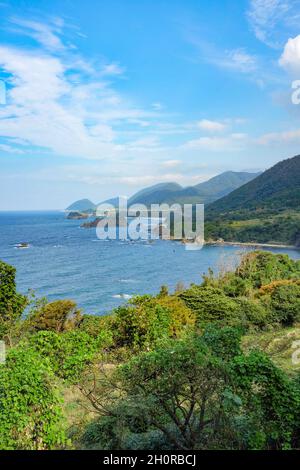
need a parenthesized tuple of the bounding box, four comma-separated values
(0, 0, 300, 209)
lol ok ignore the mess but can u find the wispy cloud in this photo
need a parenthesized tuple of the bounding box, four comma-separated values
(247, 0, 300, 49)
(8, 16, 66, 51)
(197, 119, 227, 132)
(184, 133, 248, 152)
(257, 127, 300, 145)
(0, 18, 166, 161)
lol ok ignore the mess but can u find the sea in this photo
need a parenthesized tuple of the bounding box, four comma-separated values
(0, 211, 299, 315)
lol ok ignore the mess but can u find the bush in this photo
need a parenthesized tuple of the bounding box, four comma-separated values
(235, 298, 269, 329)
(112, 295, 195, 350)
(269, 283, 300, 326)
(0, 260, 27, 341)
(28, 299, 82, 332)
(236, 251, 300, 288)
(0, 347, 66, 449)
(26, 330, 106, 382)
(180, 286, 240, 326)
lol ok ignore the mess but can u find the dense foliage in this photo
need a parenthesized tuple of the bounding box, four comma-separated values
(0, 250, 300, 450)
(205, 155, 300, 245)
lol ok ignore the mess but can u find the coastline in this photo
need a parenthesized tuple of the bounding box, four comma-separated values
(204, 240, 298, 250)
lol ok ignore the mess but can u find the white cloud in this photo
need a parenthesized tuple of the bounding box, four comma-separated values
(279, 35, 300, 74)
(101, 63, 125, 76)
(161, 159, 181, 168)
(0, 143, 24, 153)
(197, 119, 226, 132)
(222, 48, 258, 73)
(257, 128, 300, 144)
(185, 133, 247, 151)
(9, 16, 66, 51)
(247, 0, 300, 49)
(0, 35, 162, 160)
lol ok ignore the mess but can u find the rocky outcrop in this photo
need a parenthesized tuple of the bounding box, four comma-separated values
(67, 211, 89, 220)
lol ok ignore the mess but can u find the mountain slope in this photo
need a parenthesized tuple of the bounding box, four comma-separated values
(128, 172, 259, 206)
(206, 155, 300, 246)
(128, 183, 182, 206)
(194, 171, 261, 202)
(66, 199, 96, 212)
(208, 156, 300, 215)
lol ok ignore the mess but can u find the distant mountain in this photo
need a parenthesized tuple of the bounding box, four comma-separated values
(193, 171, 261, 203)
(127, 172, 260, 206)
(65, 171, 260, 215)
(206, 155, 300, 246)
(128, 183, 183, 206)
(66, 199, 96, 213)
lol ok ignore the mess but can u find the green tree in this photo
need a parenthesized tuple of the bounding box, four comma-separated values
(0, 260, 27, 343)
(0, 347, 66, 449)
(28, 299, 82, 332)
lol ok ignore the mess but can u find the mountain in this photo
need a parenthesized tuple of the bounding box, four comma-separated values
(206, 155, 300, 246)
(208, 156, 300, 215)
(127, 172, 259, 206)
(128, 183, 182, 206)
(66, 199, 96, 213)
(193, 171, 261, 203)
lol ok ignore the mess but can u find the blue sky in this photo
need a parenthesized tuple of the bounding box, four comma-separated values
(0, 0, 300, 209)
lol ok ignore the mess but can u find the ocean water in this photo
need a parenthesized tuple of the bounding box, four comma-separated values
(0, 211, 299, 315)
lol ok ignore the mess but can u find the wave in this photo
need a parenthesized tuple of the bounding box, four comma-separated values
(112, 293, 132, 299)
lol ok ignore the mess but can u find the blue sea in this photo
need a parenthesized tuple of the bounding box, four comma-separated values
(0, 211, 299, 315)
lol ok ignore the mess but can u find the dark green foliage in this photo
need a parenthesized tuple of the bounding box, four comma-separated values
(268, 283, 300, 326)
(0, 260, 27, 340)
(180, 286, 240, 326)
(208, 155, 300, 216)
(1, 251, 300, 450)
(82, 331, 300, 450)
(206, 156, 300, 245)
(231, 351, 300, 449)
(236, 251, 300, 288)
(111, 294, 194, 350)
(78, 314, 113, 338)
(0, 347, 66, 449)
(26, 330, 108, 382)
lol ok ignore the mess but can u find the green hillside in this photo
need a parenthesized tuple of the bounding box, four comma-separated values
(206, 155, 300, 246)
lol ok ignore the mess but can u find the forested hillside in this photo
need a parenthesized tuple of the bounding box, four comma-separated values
(206, 155, 300, 246)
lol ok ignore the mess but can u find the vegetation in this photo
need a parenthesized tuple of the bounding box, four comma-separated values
(206, 155, 300, 245)
(0, 250, 300, 450)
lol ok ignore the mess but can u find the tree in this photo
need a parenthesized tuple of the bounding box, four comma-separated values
(81, 330, 300, 450)
(0, 260, 27, 343)
(112, 295, 195, 351)
(29, 299, 82, 332)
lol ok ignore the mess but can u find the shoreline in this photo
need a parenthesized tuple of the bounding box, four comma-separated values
(204, 240, 298, 250)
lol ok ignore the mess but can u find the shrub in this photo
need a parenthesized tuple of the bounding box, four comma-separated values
(236, 251, 300, 288)
(269, 283, 300, 326)
(29, 299, 82, 332)
(0, 261, 27, 341)
(180, 286, 240, 326)
(235, 298, 269, 329)
(112, 294, 195, 350)
(26, 330, 105, 382)
(0, 347, 66, 449)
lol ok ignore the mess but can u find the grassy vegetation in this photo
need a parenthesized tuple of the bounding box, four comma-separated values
(0, 251, 300, 450)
